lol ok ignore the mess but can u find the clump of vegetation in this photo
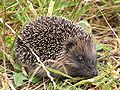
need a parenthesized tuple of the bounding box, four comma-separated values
(0, 0, 120, 90)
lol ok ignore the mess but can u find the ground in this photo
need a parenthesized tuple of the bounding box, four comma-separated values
(0, 0, 120, 90)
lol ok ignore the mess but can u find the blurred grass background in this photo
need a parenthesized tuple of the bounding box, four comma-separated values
(0, 0, 120, 90)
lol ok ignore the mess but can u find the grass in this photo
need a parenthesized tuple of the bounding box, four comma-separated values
(0, 0, 120, 90)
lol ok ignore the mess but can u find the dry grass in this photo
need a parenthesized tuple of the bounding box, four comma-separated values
(0, 0, 120, 90)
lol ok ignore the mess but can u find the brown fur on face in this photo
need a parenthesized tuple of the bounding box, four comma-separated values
(63, 36, 97, 78)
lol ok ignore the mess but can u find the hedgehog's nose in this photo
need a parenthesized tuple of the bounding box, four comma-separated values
(92, 68, 98, 76)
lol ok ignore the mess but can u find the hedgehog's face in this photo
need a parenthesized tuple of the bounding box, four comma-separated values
(64, 36, 98, 78)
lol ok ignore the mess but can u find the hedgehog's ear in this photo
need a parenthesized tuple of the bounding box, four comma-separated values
(65, 41, 76, 52)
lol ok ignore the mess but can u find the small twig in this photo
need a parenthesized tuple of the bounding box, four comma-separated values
(47, 0, 55, 16)
(2, 73, 16, 90)
(28, 79, 49, 90)
(16, 0, 30, 20)
(111, 56, 120, 69)
(0, 48, 15, 67)
(37, 0, 44, 15)
(0, 18, 16, 34)
(26, 66, 40, 89)
(27, 1, 38, 17)
(0, 2, 19, 14)
(30, 48, 56, 90)
(71, 0, 82, 20)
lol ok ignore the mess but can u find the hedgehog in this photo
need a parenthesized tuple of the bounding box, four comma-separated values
(14, 16, 98, 78)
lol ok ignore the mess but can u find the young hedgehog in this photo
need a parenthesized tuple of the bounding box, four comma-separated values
(14, 16, 98, 78)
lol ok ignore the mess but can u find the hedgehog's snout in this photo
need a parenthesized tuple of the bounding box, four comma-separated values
(90, 67, 98, 78)
(87, 60, 98, 78)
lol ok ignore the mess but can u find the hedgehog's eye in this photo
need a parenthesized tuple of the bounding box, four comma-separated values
(76, 55, 83, 62)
